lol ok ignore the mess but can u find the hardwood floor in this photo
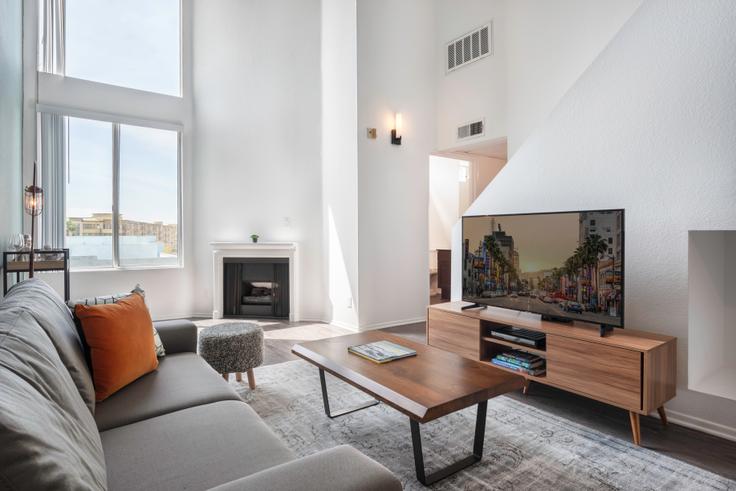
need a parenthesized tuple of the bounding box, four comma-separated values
(193, 318, 736, 480)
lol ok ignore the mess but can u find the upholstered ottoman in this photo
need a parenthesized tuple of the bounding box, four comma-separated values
(199, 322, 264, 389)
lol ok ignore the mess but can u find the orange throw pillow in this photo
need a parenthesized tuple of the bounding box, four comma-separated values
(75, 293, 159, 401)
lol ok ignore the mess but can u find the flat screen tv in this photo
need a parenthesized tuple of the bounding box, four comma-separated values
(462, 210, 624, 329)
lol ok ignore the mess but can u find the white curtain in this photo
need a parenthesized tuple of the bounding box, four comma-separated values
(39, 0, 65, 74)
(39, 113, 66, 249)
(38, 0, 66, 248)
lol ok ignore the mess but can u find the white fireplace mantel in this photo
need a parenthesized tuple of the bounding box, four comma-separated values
(210, 242, 299, 321)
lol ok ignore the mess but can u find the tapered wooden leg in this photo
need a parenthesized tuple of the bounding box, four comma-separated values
(236, 372, 243, 382)
(629, 411, 641, 445)
(246, 368, 256, 389)
(657, 406, 668, 426)
(222, 373, 228, 381)
(522, 379, 530, 395)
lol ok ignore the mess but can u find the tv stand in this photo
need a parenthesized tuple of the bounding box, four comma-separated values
(427, 302, 677, 446)
(460, 302, 488, 311)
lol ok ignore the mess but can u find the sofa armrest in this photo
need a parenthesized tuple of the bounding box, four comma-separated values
(153, 319, 198, 354)
(209, 445, 402, 491)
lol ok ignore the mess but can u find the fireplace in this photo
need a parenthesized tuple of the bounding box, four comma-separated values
(223, 258, 289, 318)
(210, 242, 299, 321)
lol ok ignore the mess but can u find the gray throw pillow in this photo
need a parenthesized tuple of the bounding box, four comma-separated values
(67, 285, 166, 358)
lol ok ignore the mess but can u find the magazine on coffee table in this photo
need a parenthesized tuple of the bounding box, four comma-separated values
(348, 340, 417, 364)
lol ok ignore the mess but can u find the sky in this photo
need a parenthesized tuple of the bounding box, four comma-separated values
(64, 0, 179, 225)
(463, 213, 580, 273)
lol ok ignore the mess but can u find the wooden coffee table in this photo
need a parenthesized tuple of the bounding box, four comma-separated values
(292, 331, 524, 485)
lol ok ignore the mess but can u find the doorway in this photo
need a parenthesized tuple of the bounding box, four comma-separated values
(428, 138, 508, 305)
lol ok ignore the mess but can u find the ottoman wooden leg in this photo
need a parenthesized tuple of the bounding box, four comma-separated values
(236, 372, 242, 382)
(247, 368, 256, 389)
(222, 373, 228, 381)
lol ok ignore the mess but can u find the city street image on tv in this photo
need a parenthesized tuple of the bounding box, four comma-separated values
(462, 211, 624, 326)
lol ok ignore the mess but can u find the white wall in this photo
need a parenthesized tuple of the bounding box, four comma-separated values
(357, 0, 435, 329)
(0, 0, 23, 249)
(191, 0, 325, 320)
(505, 0, 642, 156)
(434, 0, 506, 151)
(321, 0, 359, 329)
(456, 0, 736, 440)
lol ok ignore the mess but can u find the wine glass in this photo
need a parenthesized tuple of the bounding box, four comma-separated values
(7, 234, 23, 261)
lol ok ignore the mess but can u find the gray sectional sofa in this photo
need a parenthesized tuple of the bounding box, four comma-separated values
(0, 279, 401, 490)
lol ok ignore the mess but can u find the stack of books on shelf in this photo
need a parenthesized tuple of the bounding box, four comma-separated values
(491, 350, 546, 376)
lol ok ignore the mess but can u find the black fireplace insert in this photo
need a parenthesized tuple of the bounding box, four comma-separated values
(223, 258, 289, 319)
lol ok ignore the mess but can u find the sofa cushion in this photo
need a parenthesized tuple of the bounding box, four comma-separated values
(101, 401, 295, 491)
(0, 307, 107, 489)
(95, 352, 241, 431)
(75, 293, 160, 402)
(2, 278, 96, 413)
(210, 445, 403, 491)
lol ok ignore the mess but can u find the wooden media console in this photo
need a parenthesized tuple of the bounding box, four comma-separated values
(427, 302, 677, 445)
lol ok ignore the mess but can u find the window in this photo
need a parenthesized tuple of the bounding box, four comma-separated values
(66, 118, 114, 268)
(118, 124, 179, 267)
(38, 1, 184, 270)
(590, 220, 596, 226)
(55, 0, 181, 95)
(64, 116, 180, 269)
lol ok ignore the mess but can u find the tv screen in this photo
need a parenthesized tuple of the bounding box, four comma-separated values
(462, 210, 624, 327)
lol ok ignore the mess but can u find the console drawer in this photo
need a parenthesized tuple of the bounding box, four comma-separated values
(427, 309, 480, 360)
(546, 335, 642, 410)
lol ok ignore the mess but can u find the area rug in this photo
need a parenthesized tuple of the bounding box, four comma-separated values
(236, 360, 735, 490)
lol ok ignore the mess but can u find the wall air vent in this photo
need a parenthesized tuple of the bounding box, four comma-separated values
(446, 22, 492, 73)
(457, 119, 485, 141)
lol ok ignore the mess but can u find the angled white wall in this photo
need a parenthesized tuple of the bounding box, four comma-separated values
(457, 0, 736, 439)
(505, 0, 642, 156)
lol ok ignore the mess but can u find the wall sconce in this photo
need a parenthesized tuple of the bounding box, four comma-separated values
(391, 112, 402, 145)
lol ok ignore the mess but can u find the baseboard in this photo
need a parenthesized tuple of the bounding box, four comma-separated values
(154, 313, 205, 321)
(665, 409, 736, 443)
(327, 319, 360, 332)
(358, 316, 426, 331)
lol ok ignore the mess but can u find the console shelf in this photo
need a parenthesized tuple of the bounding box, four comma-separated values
(481, 336, 546, 357)
(479, 359, 547, 380)
(427, 302, 677, 446)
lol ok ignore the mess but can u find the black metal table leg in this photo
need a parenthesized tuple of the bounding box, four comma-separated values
(319, 368, 379, 418)
(410, 400, 488, 486)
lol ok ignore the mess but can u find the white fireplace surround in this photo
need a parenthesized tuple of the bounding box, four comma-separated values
(211, 242, 299, 321)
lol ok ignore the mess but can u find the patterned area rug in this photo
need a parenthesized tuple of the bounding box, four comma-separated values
(236, 360, 735, 490)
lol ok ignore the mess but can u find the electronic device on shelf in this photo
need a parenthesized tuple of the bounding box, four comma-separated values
(489, 325, 546, 349)
(462, 209, 625, 336)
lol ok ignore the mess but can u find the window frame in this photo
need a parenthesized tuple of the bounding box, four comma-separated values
(45, 105, 183, 271)
(34, 0, 188, 273)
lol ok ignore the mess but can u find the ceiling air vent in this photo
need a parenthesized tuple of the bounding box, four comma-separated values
(457, 119, 485, 141)
(446, 23, 492, 73)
